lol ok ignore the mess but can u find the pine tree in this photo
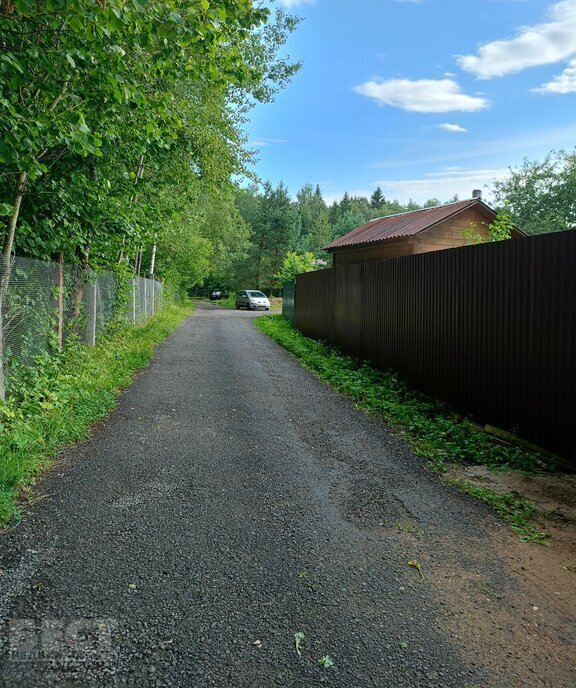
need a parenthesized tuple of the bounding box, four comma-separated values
(251, 182, 301, 289)
(305, 210, 333, 255)
(297, 182, 327, 251)
(333, 210, 366, 240)
(340, 192, 351, 214)
(370, 186, 385, 209)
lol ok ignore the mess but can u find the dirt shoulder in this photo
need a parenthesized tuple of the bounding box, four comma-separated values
(431, 465, 576, 688)
(446, 464, 576, 561)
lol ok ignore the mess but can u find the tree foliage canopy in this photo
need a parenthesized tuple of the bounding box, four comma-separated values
(274, 251, 315, 284)
(492, 150, 576, 235)
(0, 0, 299, 289)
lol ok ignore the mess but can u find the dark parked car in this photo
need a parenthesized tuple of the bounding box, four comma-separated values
(209, 290, 228, 301)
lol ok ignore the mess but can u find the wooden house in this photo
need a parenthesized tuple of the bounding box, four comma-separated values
(323, 196, 525, 267)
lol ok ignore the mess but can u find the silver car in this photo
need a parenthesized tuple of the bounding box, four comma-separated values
(235, 290, 270, 311)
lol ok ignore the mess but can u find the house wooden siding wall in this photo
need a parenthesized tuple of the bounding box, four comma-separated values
(332, 238, 414, 267)
(331, 207, 501, 267)
(412, 208, 491, 254)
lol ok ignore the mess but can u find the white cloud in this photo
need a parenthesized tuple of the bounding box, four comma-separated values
(367, 123, 576, 170)
(436, 123, 468, 133)
(322, 169, 508, 206)
(535, 58, 576, 93)
(249, 137, 288, 147)
(374, 168, 508, 204)
(457, 0, 576, 79)
(354, 78, 489, 113)
(277, 0, 316, 7)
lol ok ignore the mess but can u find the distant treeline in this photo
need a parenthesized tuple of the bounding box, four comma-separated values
(212, 182, 452, 292)
(216, 147, 576, 293)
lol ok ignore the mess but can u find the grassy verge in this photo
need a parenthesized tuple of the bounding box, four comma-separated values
(447, 480, 548, 543)
(0, 302, 193, 525)
(255, 315, 551, 541)
(218, 294, 236, 309)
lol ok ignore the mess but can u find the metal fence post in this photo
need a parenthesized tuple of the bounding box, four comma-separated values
(56, 253, 64, 352)
(86, 281, 97, 346)
(131, 278, 137, 325)
(150, 281, 155, 317)
(139, 278, 147, 322)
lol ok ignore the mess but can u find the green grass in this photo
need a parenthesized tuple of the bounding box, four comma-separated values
(0, 302, 193, 525)
(217, 294, 236, 309)
(254, 315, 554, 539)
(448, 481, 549, 543)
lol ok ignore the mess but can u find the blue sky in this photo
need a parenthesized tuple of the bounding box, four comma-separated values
(245, 0, 576, 205)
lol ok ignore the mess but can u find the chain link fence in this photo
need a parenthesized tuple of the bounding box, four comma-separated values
(0, 255, 161, 388)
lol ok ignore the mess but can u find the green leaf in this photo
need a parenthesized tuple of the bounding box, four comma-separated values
(0, 138, 17, 164)
(318, 655, 334, 669)
(407, 560, 424, 580)
(293, 631, 305, 657)
(0, 202, 16, 217)
(13, 0, 36, 12)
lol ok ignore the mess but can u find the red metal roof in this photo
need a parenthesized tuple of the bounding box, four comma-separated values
(323, 198, 496, 251)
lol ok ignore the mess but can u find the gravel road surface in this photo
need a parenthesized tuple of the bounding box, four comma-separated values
(0, 302, 574, 688)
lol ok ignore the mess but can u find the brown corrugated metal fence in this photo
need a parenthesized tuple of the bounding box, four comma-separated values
(294, 231, 576, 465)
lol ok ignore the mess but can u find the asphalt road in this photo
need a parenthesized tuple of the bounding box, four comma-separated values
(0, 302, 573, 687)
